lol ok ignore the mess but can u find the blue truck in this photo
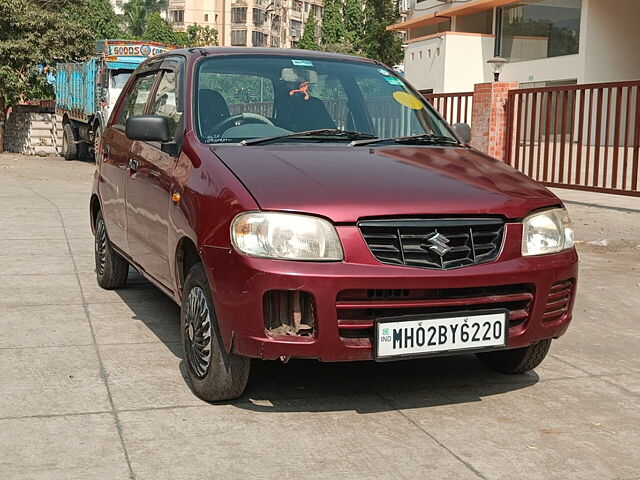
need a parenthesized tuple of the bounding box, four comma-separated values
(56, 40, 176, 160)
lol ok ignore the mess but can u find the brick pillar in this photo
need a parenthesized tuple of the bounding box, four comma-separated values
(470, 82, 518, 160)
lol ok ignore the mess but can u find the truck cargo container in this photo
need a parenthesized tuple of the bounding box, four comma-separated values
(56, 40, 177, 160)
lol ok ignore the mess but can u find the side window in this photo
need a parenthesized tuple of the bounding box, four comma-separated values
(148, 70, 181, 140)
(116, 73, 157, 127)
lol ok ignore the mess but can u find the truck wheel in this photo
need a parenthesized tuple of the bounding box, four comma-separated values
(62, 123, 77, 160)
(92, 124, 102, 162)
(476, 339, 552, 374)
(181, 263, 250, 401)
(94, 210, 129, 289)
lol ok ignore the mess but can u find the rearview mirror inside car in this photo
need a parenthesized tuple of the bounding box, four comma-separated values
(126, 115, 170, 143)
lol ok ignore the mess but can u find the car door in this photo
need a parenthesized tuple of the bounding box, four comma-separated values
(99, 71, 159, 252)
(125, 57, 184, 288)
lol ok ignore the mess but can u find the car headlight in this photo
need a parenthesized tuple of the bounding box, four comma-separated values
(522, 208, 574, 256)
(231, 212, 344, 261)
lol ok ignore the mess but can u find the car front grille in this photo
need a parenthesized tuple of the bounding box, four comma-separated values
(336, 284, 534, 347)
(359, 218, 505, 270)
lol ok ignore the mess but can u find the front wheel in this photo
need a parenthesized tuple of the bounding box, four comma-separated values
(476, 338, 552, 374)
(181, 263, 250, 401)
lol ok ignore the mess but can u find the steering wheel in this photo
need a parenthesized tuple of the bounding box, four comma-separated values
(210, 113, 274, 135)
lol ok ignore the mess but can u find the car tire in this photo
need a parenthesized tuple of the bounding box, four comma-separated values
(62, 123, 77, 160)
(476, 338, 552, 374)
(94, 210, 129, 289)
(181, 262, 250, 401)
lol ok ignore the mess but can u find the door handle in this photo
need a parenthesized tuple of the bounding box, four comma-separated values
(128, 158, 139, 172)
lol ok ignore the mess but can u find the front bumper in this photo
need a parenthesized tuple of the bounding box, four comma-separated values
(202, 223, 578, 362)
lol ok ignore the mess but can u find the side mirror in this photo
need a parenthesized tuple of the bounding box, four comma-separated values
(125, 115, 170, 142)
(452, 123, 472, 144)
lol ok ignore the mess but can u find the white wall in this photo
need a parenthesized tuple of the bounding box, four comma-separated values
(442, 34, 494, 92)
(404, 35, 447, 92)
(579, 0, 640, 83)
(500, 54, 580, 84)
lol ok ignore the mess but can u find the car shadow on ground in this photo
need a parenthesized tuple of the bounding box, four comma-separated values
(117, 271, 539, 414)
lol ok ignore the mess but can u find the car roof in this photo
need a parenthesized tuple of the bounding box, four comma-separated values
(150, 46, 380, 65)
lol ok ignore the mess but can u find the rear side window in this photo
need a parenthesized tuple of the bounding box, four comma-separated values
(148, 70, 181, 141)
(116, 73, 158, 127)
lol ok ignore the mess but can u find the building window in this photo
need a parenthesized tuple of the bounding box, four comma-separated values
(169, 9, 184, 23)
(204, 13, 209, 22)
(231, 29, 247, 45)
(252, 31, 268, 47)
(253, 8, 266, 26)
(290, 19, 302, 38)
(293, 0, 302, 12)
(231, 7, 247, 24)
(500, 0, 581, 63)
(271, 14, 281, 31)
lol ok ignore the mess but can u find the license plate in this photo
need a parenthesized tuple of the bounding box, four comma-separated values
(375, 310, 508, 361)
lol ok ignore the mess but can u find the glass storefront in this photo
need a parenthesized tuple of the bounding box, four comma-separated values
(501, 0, 581, 62)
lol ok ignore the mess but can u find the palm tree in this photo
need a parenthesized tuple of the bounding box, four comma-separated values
(122, 0, 168, 37)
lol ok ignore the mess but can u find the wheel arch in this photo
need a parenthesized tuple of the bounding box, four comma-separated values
(90, 194, 101, 234)
(175, 236, 201, 296)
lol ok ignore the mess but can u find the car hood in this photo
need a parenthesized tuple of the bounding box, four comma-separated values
(213, 145, 560, 223)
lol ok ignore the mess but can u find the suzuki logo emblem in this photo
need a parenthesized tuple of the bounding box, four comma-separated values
(422, 232, 451, 257)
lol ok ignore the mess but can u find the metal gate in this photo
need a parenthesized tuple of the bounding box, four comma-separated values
(504, 80, 640, 197)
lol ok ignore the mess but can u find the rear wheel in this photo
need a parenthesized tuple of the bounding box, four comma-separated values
(181, 263, 250, 401)
(476, 339, 552, 374)
(94, 210, 129, 289)
(62, 123, 77, 160)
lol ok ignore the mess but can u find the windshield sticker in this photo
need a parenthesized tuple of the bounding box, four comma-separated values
(384, 76, 403, 86)
(392, 91, 424, 110)
(377, 68, 390, 76)
(291, 59, 314, 67)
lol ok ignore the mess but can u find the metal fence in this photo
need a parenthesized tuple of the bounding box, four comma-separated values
(422, 91, 474, 126)
(504, 80, 640, 197)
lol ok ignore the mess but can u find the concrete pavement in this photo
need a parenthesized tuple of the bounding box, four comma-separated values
(0, 153, 639, 480)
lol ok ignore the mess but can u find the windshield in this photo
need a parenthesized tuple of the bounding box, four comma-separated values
(110, 70, 132, 89)
(195, 55, 456, 145)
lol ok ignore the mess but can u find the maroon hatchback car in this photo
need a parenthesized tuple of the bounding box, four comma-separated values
(91, 48, 578, 401)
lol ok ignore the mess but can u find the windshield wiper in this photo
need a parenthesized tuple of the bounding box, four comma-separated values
(349, 133, 460, 147)
(240, 128, 377, 146)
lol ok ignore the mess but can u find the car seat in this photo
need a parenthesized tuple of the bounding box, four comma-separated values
(198, 89, 230, 135)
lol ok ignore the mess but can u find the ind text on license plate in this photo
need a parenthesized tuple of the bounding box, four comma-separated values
(375, 310, 508, 361)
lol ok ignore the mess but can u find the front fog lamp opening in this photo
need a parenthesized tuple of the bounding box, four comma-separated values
(522, 208, 574, 256)
(263, 290, 316, 337)
(231, 212, 344, 261)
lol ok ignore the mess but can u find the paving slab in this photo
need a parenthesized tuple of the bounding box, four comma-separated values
(0, 304, 93, 349)
(119, 401, 480, 480)
(0, 254, 75, 276)
(88, 299, 180, 346)
(384, 376, 640, 480)
(0, 413, 131, 480)
(0, 345, 110, 418)
(0, 273, 82, 306)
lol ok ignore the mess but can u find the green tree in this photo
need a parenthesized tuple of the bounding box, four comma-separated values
(186, 24, 219, 47)
(320, 0, 345, 45)
(123, 0, 148, 37)
(362, 0, 403, 65)
(74, 0, 123, 40)
(343, 0, 364, 49)
(142, 12, 176, 44)
(0, 0, 93, 151)
(297, 10, 320, 50)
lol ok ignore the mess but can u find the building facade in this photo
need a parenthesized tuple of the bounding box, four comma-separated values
(389, 0, 640, 93)
(167, 0, 324, 47)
